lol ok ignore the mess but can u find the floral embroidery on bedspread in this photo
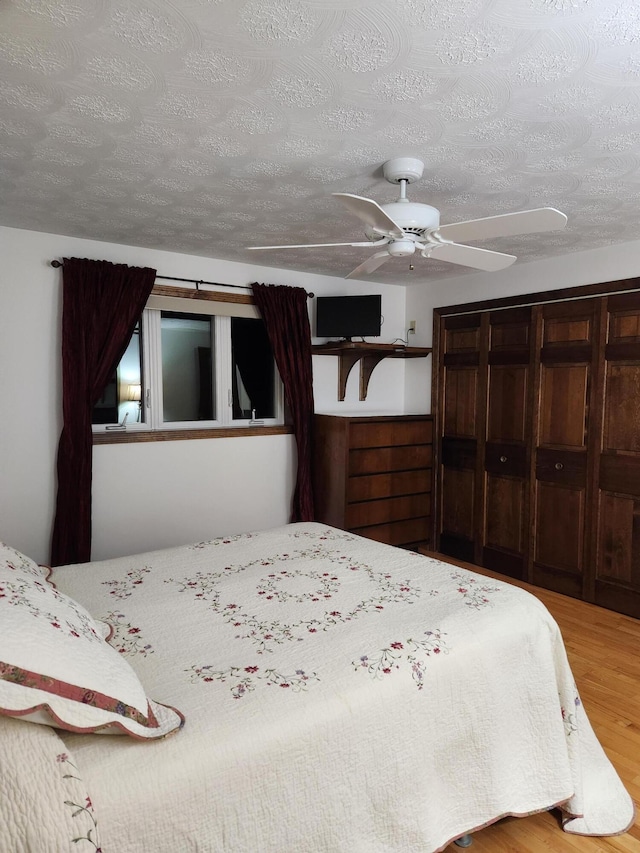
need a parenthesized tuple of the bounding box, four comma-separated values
(101, 566, 151, 599)
(56, 753, 101, 850)
(185, 664, 320, 698)
(561, 694, 581, 736)
(353, 631, 450, 690)
(166, 548, 425, 653)
(451, 571, 502, 608)
(289, 528, 358, 543)
(188, 532, 257, 550)
(257, 568, 340, 603)
(102, 611, 154, 657)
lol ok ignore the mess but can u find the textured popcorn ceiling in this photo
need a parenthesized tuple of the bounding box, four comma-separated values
(1, 0, 640, 284)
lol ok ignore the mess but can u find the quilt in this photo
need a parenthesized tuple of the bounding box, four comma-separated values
(51, 522, 634, 852)
(0, 715, 100, 852)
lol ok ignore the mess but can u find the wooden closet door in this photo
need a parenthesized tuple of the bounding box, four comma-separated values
(438, 314, 483, 562)
(482, 308, 532, 579)
(595, 292, 640, 617)
(532, 299, 600, 598)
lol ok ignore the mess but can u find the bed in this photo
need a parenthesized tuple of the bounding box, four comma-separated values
(0, 522, 634, 852)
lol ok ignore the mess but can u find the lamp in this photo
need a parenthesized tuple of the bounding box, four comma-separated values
(127, 383, 142, 421)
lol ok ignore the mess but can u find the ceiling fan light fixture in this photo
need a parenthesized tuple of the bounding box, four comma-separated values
(387, 239, 416, 258)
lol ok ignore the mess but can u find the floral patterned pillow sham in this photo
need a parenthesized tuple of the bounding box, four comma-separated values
(0, 542, 184, 739)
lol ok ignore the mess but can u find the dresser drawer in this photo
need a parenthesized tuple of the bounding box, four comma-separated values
(348, 469, 432, 502)
(351, 516, 431, 547)
(350, 419, 433, 449)
(346, 494, 431, 528)
(349, 444, 432, 475)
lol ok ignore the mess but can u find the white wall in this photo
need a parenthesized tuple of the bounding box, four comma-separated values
(6, 223, 638, 563)
(91, 436, 295, 559)
(0, 225, 416, 564)
(404, 238, 640, 411)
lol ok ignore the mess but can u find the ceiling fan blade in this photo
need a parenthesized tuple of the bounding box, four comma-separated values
(427, 242, 516, 272)
(437, 207, 567, 244)
(247, 239, 386, 251)
(345, 250, 390, 280)
(333, 193, 405, 239)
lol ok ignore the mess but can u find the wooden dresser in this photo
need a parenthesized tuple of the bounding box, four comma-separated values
(313, 414, 433, 549)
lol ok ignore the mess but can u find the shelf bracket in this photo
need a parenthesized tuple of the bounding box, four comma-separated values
(312, 342, 432, 402)
(338, 351, 362, 402)
(359, 354, 388, 401)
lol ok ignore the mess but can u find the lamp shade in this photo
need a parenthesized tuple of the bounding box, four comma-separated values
(127, 383, 142, 402)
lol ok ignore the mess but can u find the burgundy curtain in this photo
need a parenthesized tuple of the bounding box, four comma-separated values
(51, 258, 156, 566)
(251, 283, 315, 522)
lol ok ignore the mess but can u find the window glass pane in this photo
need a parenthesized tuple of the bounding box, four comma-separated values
(118, 324, 143, 424)
(92, 322, 142, 425)
(231, 317, 275, 419)
(161, 312, 214, 422)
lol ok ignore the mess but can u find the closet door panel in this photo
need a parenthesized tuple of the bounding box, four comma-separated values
(539, 365, 588, 448)
(598, 492, 640, 584)
(485, 443, 526, 477)
(487, 365, 527, 443)
(603, 363, 640, 451)
(441, 430, 477, 561)
(445, 321, 481, 354)
(533, 482, 585, 594)
(595, 292, 640, 616)
(440, 466, 475, 561)
(480, 308, 532, 578)
(484, 474, 524, 553)
(532, 300, 598, 599)
(438, 314, 482, 562)
(443, 367, 478, 438)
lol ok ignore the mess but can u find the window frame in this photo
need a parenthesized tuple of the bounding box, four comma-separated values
(93, 285, 289, 444)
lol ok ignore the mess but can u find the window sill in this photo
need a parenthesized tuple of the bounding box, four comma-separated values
(93, 425, 293, 445)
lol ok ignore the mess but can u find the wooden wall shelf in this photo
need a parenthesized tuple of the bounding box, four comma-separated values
(312, 341, 432, 401)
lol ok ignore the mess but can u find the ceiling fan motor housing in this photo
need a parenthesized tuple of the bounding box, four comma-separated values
(377, 201, 440, 235)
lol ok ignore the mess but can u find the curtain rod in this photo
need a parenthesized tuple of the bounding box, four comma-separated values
(49, 260, 314, 298)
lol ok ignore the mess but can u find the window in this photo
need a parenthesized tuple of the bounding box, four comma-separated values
(92, 297, 283, 433)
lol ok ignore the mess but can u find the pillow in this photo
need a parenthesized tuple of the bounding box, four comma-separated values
(0, 542, 184, 739)
(0, 540, 49, 579)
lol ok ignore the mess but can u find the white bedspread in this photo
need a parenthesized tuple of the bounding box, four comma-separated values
(51, 523, 634, 852)
(0, 715, 101, 852)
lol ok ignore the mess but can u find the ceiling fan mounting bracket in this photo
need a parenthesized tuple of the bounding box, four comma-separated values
(383, 157, 425, 185)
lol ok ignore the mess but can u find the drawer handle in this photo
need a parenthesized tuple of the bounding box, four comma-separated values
(499, 455, 507, 463)
(555, 462, 564, 471)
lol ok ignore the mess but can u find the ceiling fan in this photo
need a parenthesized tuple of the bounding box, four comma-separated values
(247, 157, 568, 279)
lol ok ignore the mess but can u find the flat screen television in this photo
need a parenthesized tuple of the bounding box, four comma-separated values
(315, 294, 382, 341)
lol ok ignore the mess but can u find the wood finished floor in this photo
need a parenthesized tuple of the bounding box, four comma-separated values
(419, 552, 640, 853)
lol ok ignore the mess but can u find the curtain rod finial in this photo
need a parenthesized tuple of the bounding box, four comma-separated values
(51, 260, 63, 268)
